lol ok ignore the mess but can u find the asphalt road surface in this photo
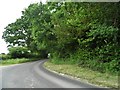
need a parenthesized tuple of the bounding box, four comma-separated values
(1, 60, 110, 89)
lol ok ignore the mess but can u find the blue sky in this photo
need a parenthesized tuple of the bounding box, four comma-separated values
(0, 0, 46, 54)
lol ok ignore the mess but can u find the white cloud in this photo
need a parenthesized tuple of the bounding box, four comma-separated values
(0, 0, 46, 54)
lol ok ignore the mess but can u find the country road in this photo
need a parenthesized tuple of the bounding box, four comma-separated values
(1, 60, 110, 89)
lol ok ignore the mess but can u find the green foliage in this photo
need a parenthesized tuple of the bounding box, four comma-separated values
(55, 48, 120, 74)
(8, 47, 31, 58)
(85, 24, 119, 49)
(1, 58, 39, 65)
(2, 2, 120, 74)
(0, 54, 11, 60)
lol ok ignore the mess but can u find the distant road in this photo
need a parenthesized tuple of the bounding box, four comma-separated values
(1, 60, 109, 89)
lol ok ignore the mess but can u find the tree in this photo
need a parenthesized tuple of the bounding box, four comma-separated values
(2, 2, 120, 73)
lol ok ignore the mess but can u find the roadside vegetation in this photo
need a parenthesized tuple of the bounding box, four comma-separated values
(1, 58, 39, 65)
(44, 61, 118, 88)
(2, 1, 119, 88)
(0, 47, 42, 65)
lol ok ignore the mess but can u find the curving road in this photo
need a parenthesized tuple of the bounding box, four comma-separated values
(1, 60, 109, 89)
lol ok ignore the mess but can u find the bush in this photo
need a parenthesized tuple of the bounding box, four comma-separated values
(76, 48, 119, 74)
(0, 54, 11, 60)
(51, 47, 119, 74)
(8, 47, 31, 58)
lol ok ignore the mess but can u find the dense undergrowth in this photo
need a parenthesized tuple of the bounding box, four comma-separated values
(51, 48, 119, 74)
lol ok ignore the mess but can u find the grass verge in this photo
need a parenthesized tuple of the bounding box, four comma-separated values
(44, 61, 118, 88)
(0, 58, 39, 66)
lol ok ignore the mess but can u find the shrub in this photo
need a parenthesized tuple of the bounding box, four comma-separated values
(0, 54, 11, 60)
(8, 47, 31, 58)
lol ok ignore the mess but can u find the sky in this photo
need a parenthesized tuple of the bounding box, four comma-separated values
(0, 0, 46, 54)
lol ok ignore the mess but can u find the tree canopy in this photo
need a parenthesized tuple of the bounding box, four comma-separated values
(2, 2, 120, 73)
